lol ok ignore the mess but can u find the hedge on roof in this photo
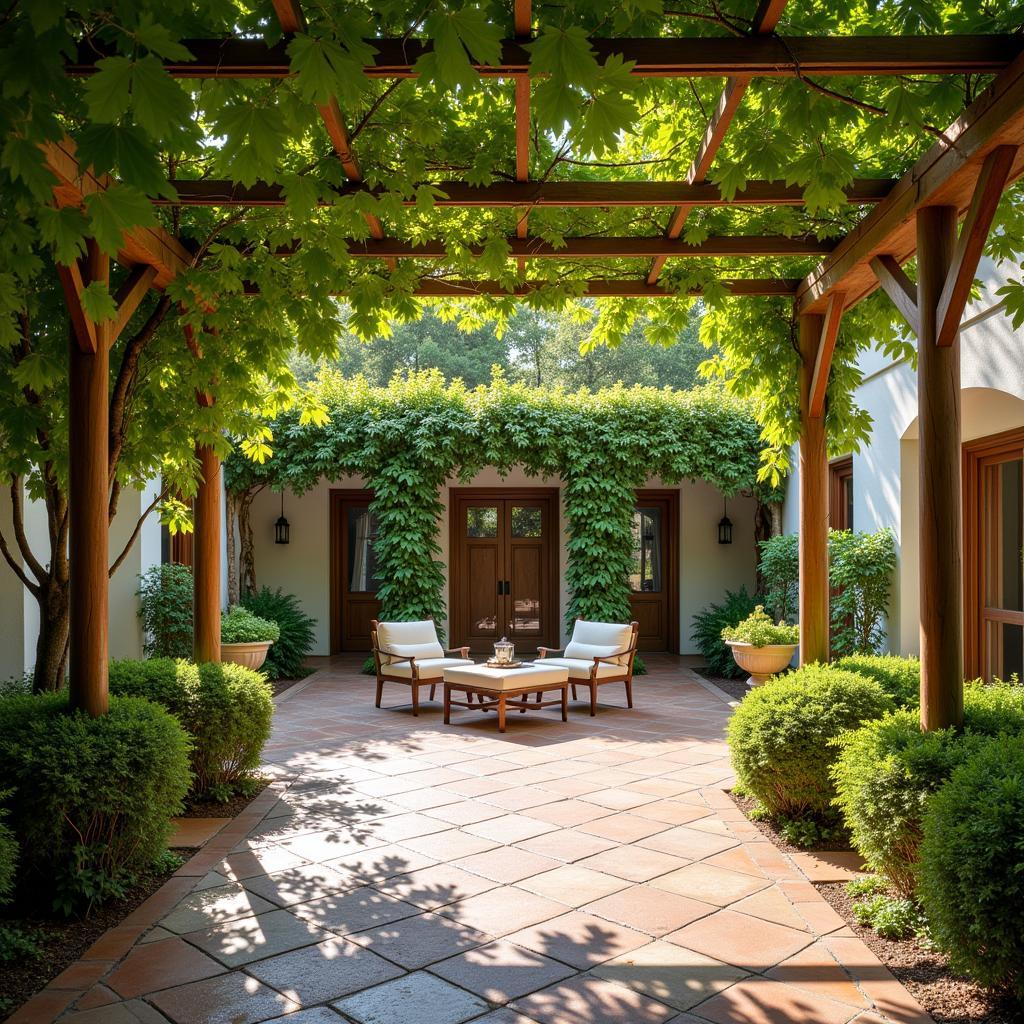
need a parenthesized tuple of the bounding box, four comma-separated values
(225, 370, 777, 633)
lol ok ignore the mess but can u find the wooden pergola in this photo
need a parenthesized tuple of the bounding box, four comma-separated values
(48, 2, 1024, 729)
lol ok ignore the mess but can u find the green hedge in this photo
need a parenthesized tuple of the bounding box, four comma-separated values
(0, 693, 191, 913)
(0, 792, 16, 906)
(109, 659, 273, 799)
(727, 664, 893, 818)
(835, 655, 920, 709)
(919, 734, 1024, 1000)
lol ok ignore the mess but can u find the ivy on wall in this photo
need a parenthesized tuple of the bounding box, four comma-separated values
(225, 371, 780, 633)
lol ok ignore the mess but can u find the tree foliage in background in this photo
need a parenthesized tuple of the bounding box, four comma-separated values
(137, 563, 194, 660)
(758, 528, 897, 654)
(226, 370, 774, 636)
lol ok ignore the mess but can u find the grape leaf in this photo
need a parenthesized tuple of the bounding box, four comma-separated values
(80, 281, 118, 324)
(83, 185, 158, 255)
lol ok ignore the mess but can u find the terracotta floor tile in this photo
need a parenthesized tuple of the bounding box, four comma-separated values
(168, 817, 227, 847)
(435, 886, 567, 936)
(632, 801, 713, 826)
(703, 846, 770, 879)
(512, 974, 677, 1024)
(514, 828, 619, 863)
(585, 885, 716, 936)
(788, 851, 868, 883)
(148, 971, 301, 1024)
(519, 864, 631, 906)
(290, 886, 420, 935)
(577, 812, 673, 843)
(506, 910, 651, 969)
(278, 829, 390, 864)
(429, 938, 576, 1003)
(691, 976, 859, 1024)
(217, 846, 309, 880)
(766, 942, 871, 1008)
(466, 814, 560, 845)
(648, 862, 768, 907)
(622, 778, 699, 798)
(575, 845, 689, 883)
(730, 887, 809, 932)
(245, 935, 403, 1003)
(242, 862, 354, 908)
(348, 910, 490, 968)
(426, 800, 509, 826)
(160, 883, 276, 934)
(482, 787, 568, 812)
(106, 937, 225, 998)
(332, 971, 490, 1024)
(534, 776, 607, 798)
(322, 842, 437, 884)
(592, 938, 748, 1010)
(182, 908, 331, 968)
(666, 908, 812, 971)
(455, 846, 563, 884)
(580, 789, 659, 812)
(523, 800, 616, 828)
(375, 862, 499, 910)
(638, 825, 738, 860)
(399, 828, 501, 860)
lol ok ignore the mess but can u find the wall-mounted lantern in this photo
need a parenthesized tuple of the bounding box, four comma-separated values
(275, 491, 290, 545)
(718, 498, 733, 545)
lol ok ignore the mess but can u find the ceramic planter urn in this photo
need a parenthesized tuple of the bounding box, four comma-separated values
(726, 641, 798, 687)
(220, 640, 272, 670)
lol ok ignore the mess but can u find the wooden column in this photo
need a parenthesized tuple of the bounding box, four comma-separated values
(798, 313, 830, 665)
(917, 206, 963, 729)
(68, 242, 110, 716)
(193, 442, 222, 662)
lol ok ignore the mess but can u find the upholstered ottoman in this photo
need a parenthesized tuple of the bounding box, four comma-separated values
(442, 663, 570, 732)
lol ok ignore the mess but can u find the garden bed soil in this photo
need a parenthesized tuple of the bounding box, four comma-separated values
(817, 882, 1022, 1024)
(728, 791, 1022, 1023)
(178, 777, 270, 819)
(0, 850, 195, 1020)
(694, 667, 749, 702)
(270, 667, 314, 699)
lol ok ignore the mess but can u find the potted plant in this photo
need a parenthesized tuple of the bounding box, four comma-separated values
(220, 606, 281, 670)
(722, 605, 799, 687)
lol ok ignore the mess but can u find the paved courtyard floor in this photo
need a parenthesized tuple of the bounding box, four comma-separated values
(30, 657, 931, 1023)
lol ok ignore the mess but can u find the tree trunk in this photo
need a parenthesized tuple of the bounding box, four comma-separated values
(753, 498, 774, 596)
(32, 575, 70, 692)
(226, 490, 239, 607)
(237, 485, 261, 597)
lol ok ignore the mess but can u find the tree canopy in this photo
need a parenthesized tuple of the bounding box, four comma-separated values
(3, 0, 1024, 488)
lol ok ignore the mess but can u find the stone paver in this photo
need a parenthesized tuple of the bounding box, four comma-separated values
(36, 656, 930, 1024)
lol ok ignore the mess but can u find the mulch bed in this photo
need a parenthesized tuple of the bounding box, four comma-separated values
(178, 778, 271, 819)
(817, 882, 1022, 1024)
(727, 791, 1022, 1023)
(693, 667, 749, 702)
(0, 849, 195, 1020)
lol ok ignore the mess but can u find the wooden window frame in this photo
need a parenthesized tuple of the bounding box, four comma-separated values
(963, 426, 1024, 680)
(828, 455, 854, 531)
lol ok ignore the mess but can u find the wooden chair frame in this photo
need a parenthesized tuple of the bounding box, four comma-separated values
(370, 618, 470, 716)
(537, 619, 640, 716)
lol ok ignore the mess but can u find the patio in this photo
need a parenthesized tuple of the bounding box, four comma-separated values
(30, 658, 930, 1024)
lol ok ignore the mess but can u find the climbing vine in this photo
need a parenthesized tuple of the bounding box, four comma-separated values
(225, 371, 779, 634)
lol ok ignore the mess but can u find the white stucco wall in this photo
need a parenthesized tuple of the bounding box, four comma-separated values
(247, 471, 759, 657)
(782, 257, 1024, 656)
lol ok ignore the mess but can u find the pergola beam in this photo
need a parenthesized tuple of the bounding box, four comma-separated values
(869, 255, 920, 337)
(808, 291, 845, 418)
(156, 177, 894, 208)
(66, 34, 1024, 80)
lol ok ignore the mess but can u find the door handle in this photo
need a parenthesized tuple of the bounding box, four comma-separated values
(504, 580, 511, 595)
(497, 580, 503, 595)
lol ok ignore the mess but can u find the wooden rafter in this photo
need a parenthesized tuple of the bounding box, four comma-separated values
(513, 0, 531, 275)
(808, 290, 845, 417)
(797, 50, 1024, 316)
(56, 257, 97, 353)
(155, 177, 894, 208)
(66, 34, 1023, 80)
(869, 255, 919, 336)
(288, 234, 833, 259)
(647, 0, 787, 285)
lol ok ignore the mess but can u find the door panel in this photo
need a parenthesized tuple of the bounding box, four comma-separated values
(451, 490, 558, 653)
(330, 490, 382, 652)
(629, 491, 679, 652)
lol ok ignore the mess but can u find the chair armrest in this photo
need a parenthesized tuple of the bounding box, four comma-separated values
(592, 654, 626, 665)
(536, 647, 563, 659)
(446, 646, 471, 658)
(377, 647, 415, 663)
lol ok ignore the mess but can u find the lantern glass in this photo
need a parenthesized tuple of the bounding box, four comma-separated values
(275, 515, 290, 545)
(493, 636, 515, 665)
(718, 515, 733, 545)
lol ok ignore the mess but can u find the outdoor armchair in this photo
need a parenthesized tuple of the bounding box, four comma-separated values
(371, 619, 473, 716)
(537, 619, 640, 716)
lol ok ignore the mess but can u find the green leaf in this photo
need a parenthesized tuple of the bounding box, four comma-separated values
(83, 56, 134, 123)
(527, 26, 598, 89)
(129, 56, 192, 141)
(12, 350, 63, 393)
(80, 281, 118, 324)
(36, 206, 88, 264)
(83, 185, 158, 255)
(289, 33, 364, 107)
(133, 17, 195, 62)
(214, 104, 287, 186)
(76, 122, 173, 196)
(1, 136, 56, 202)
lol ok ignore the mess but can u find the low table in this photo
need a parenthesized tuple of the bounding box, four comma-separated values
(442, 663, 570, 732)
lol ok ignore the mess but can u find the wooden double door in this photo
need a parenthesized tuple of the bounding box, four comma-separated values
(450, 489, 559, 653)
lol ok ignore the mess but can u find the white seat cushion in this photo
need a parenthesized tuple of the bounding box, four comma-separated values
(442, 663, 569, 691)
(376, 620, 444, 663)
(385, 656, 474, 680)
(540, 657, 626, 680)
(564, 620, 634, 666)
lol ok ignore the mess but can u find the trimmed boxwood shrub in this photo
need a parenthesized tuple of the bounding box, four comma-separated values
(727, 665, 893, 818)
(221, 606, 280, 645)
(109, 659, 273, 799)
(835, 655, 920, 709)
(0, 693, 190, 913)
(0, 792, 16, 906)
(961, 677, 1024, 733)
(691, 587, 759, 678)
(831, 711, 981, 897)
(240, 587, 317, 680)
(919, 734, 1024, 999)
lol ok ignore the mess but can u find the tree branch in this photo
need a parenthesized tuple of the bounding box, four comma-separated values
(9, 478, 47, 586)
(109, 487, 167, 577)
(0, 505, 41, 597)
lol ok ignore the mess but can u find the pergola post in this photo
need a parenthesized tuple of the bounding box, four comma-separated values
(193, 443, 222, 662)
(67, 241, 110, 716)
(797, 313, 830, 665)
(916, 206, 963, 729)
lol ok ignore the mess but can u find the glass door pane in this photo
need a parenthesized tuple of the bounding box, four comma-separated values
(630, 508, 663, 593)
(347, 507, 380, 593)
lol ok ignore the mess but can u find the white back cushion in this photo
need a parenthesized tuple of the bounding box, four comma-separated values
(376, 620, 443, 661)
(565, 620, 634, 665)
